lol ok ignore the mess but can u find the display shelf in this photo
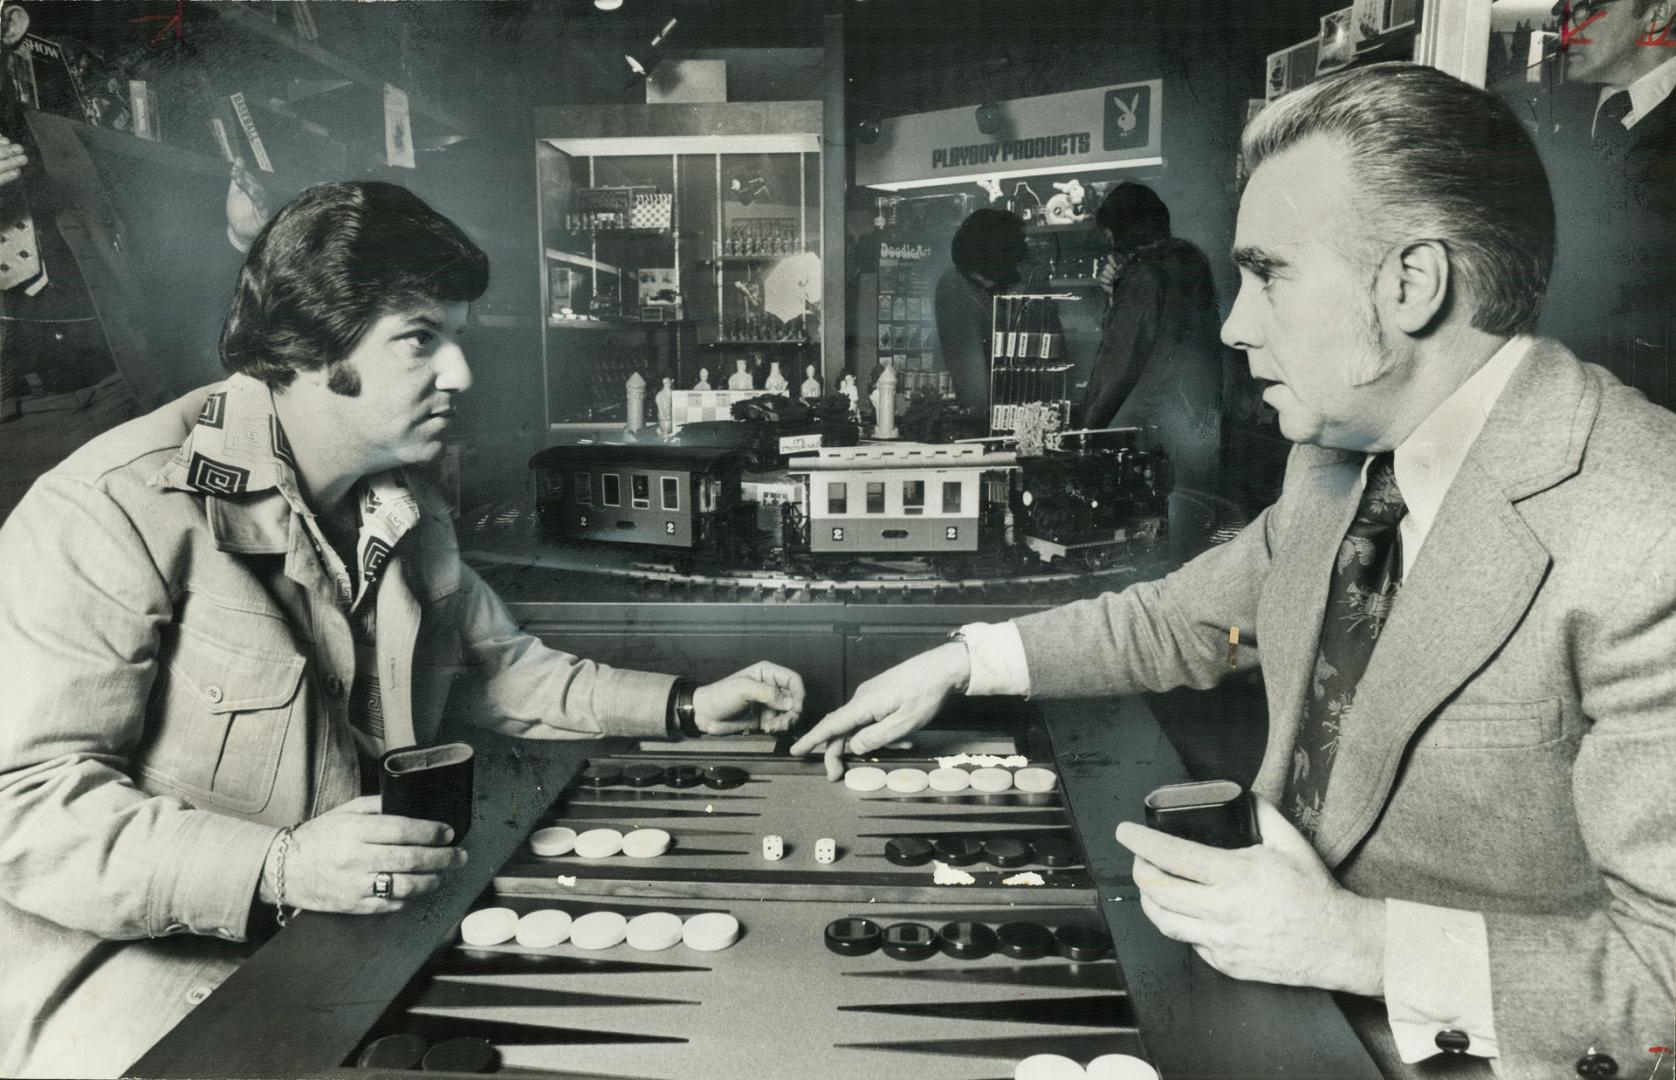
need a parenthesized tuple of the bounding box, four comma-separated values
(549, 316, 689, 330)
(716, 254, 806, 264)
(207, 1, 466, 131)
(699, 338, 811, 347)
(38, 110, 317, 189)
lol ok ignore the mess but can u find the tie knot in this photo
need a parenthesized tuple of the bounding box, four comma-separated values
(1359, 452, 1406, 526)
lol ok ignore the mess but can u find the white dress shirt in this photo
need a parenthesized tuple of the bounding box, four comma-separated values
(958, 334, 1535, 1063)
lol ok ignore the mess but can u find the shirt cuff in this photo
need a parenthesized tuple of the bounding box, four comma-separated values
(1384, 898, 1500, 1063)
(958, 621, 1031, 697)
(151, 811, 282, 943)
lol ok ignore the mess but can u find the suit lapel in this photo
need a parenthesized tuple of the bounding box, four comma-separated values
(1312, 457, 1548, 866)
(1251, 448, 1362, 803)
(1307, 340, 1600, 866)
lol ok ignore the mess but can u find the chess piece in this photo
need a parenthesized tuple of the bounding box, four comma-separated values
(765, 361, 788, 394)
(625, 371, 646, 433)
(693, 367, 711, 391)
(840, 373, 860, 419)
(871, 357, 898, 439)
(656, 376, 673, 435)
(800, 364, 821, 400)
(727, 358, 753, 390)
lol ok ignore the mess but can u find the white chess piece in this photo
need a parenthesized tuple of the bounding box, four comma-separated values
(840, 373, 859, 419)
(799, 364, 821, 400)
(656, 377, 673, 435)
(765, 361, 788, 394)
(727, 359, 753, 390)
(625, 371, 646, 433)
(871, 358, 898, 439)
(693, 367, 711, 391)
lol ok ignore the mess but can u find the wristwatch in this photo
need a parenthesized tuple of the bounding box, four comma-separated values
(667, 678, 701, 738)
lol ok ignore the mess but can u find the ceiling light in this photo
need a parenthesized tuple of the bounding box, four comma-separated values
(595, 0, 623, 10)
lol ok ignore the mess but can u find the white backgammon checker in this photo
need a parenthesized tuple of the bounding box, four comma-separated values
(681, 912, 740, 952)
(570, 910, 629, 950)
(843, 766, 887, 792)
(514, 909, 573, 948)
(459, 907, 519, 947)
(573, 828, 625, 859)
(621, 828, 672, 858)
(528, 826, 577, 856)
(625, 912, 685, 951)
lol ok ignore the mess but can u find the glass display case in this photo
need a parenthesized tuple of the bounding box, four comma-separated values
(535, 103, 822, 429)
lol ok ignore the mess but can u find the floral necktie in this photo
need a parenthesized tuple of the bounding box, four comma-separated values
(1284, 452, 1406, 838)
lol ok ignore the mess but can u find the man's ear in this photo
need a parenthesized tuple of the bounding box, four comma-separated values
(1382, 239, 1450, 336)
(0, 4, 29, 50)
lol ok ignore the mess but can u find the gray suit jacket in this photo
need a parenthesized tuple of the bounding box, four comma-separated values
(1013, 339, 1676, 1079)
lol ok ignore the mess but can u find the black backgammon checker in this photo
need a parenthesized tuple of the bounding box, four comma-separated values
(825, 917, 883, 956)
(881, 921, 940, 961)
(937, 921, 998, 960)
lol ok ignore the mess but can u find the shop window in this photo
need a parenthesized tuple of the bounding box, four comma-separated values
(661, 476, 680, 511)
(631, 474, 651, 509)
(827, 481, 847, 515)
(574, 472, 591, 505)
(602, 474, 621, 507)
(866, 482, 885, 514)
(943, 481, 962, 514)
(902, 479, 925, 515)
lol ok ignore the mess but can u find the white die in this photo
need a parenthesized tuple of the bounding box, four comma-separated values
(761, 834, 784, 861)
(815, 838, 836, 864)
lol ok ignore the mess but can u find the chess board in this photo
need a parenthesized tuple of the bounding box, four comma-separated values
(344, 737, 1148, 1078)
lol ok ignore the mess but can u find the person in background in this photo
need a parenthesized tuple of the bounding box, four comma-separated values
(932, 207, 1028, 413)
(0, 180, 805, 1078)
(1537, 0, 1676, 409)
(796, 63, 1675, 1080)
(1077, 182, 1226, 505)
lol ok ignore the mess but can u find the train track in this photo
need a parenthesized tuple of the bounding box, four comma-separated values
(465, 548, 1139, 597)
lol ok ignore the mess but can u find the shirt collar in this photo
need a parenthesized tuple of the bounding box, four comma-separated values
(1392, 335, 1533, 546)
(1596, 54, 1676, 131)
(154, 374, 425, 607)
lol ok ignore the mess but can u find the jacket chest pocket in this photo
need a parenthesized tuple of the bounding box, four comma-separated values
(142, 627, 306, 815)
(1415, 697, 1564, 751)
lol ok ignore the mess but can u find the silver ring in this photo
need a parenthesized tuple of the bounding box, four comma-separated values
(372, 871, 394, 899)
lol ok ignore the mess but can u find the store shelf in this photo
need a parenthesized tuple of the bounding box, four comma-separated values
(549, 316, 688, 330)
(208, 1, 467, 131)
(716, 253, 805, 263)
(700, 339, 812, 347)
(35, 110, 318, 190)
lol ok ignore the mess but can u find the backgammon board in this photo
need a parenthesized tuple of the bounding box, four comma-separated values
(350, 737, 1144, 1079)
(130, 698, 1383, 1080)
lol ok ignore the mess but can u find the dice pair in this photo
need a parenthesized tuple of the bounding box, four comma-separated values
(761, 835, 836, 863)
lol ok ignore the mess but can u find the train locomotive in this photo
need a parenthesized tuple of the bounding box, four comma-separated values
(530, 436, 1169, 578)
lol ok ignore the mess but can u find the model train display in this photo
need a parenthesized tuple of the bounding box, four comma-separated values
(531, 430, 1170, 578)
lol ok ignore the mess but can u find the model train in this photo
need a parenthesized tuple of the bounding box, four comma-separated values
(531, 435, 1170, 577)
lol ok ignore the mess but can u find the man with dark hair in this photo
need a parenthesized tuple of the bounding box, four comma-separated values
(932, 207, 1028, 411)
(1078, 181, 1225, 504)
(797, 63, 1675, 1079)
(1540, 0, 1676, 409)
(0, 181, 805, 1078)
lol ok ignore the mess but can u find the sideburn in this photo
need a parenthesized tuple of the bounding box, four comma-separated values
(326, 360, 362, 396)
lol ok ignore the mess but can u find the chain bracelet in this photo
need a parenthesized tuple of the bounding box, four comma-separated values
(273, 824, 297, 928)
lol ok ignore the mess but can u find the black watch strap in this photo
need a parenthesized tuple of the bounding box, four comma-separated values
(672, 678, 700, 738)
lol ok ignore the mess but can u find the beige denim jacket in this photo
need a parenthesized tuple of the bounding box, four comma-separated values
(0, 376, 674, 1077)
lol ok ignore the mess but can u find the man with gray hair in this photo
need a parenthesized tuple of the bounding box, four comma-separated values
(796, 62, 1675, 1079)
